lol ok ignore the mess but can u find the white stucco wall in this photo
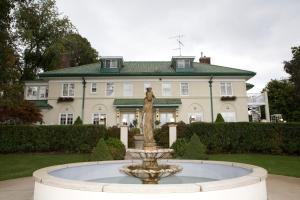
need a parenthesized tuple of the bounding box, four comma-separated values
(27, 76, 250, 126)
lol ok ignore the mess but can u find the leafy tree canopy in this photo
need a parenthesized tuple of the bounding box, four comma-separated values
(265, 79, 300, 122)
(284, 47, 300, 98)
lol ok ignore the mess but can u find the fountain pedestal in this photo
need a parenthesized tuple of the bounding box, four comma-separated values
(120, 148, 182, 184)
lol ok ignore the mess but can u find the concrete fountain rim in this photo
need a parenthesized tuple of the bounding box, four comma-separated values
(33, 160, 267, 193)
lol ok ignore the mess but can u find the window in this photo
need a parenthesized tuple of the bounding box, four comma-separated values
(104, 60, 118, 68)
(39, 86, 48, 99)
(62, 83, 75, 97)
(188, 113, 203, 123)
(144, 83, 151, 92)
(220, 82, 233, 96)
(122, 113, 135, 125)
(60, 113, 73, 125)
(93, 113, 106, 125)
(26, 86, 38, 100)
(160, 113, 174, 125)
(177, 60, 185, 68)
(180, 82, 189, 96)
(221, 112, 236, 122)
(162, 82, 171, 96)
(91, 83, 97, 93)
(123, 82, 133, 96)
(106, 82, 114, 96)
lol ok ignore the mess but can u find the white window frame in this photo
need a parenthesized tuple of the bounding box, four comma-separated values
(62, 83, 75, 97)
(220, 82, 233, 96)
(26, 86, 39, 100)
(162, 82, 171, 96)
(221, 112, 236, 122)
(92, 113, 106, 125)
(123, 82, 133, 97)
(26, 86, 48, 100)
(59, 113, 73, 125)
(177, 60, 185, 68)
(39, 86, 48, 99)
(188, 113, 203, 123)
(180, 82, 189, 96)
(144, 83, 151, 92)
(105, 82, 114, 96)
(110, 60, 118, 68)
(91, 82, 97, 93)
(122, 113, 135, 125)
(160, 113, 174, 125)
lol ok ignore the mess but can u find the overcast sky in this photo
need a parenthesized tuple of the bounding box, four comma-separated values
(56, 0, 300, 92)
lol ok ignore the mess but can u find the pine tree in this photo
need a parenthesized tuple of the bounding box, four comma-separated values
(90, 139, 113, 161)
(183, 134, 207, 160)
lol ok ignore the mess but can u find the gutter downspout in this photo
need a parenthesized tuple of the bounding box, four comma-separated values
(81, 77, 86, 122)
(209, 76, 214, 123)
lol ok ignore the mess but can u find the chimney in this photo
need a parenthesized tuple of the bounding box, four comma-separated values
(199, 52, 211, 64)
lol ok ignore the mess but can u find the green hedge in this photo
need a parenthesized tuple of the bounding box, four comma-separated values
(0, 125, 107, 153)
(155, 122, 300, 155)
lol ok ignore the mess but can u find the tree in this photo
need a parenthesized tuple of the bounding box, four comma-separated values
(43, 33, 99, 70)
(284, 47, 300, 98)
(183, 134, 207, 160)
(90, 139, 113, 161)
(15, 0, 75, 80)
(0, 0, 21, 100)
(265, 79, 300, 122)
(215, 113, 225, 123)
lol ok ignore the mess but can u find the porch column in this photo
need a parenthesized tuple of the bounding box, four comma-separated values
(169, 124, 177, 147)
(264, 91, 270, 122)
(120, 125, 128, 149)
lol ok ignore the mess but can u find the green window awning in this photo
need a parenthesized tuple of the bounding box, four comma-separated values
(29, 100, 53, 109)
(113, 98, 182, 108)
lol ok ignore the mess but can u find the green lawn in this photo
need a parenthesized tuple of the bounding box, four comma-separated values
(209, 154, 300, 178)
(0, 153, 88, 181)
(0, 153, 299, 181)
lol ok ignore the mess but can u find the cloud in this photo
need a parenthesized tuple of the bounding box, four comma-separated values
(56, 0, 300, 92)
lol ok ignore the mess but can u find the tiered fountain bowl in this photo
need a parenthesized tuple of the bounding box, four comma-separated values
(120, 148, 182, 184)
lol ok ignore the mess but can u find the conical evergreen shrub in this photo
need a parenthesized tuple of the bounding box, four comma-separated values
(183, 133, 207, 160)
(215, 113, 225, 123)
(90, 138, 113, 161)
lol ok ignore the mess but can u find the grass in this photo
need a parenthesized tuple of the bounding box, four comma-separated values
(0, 153, 299, 181)
(0, 153, 88, 181)
(209, 154, 300, 178)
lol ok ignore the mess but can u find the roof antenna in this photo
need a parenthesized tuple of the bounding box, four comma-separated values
(169, 34, 184, 56)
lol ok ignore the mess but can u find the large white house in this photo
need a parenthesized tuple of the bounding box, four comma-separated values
(24, 55, 256, 126)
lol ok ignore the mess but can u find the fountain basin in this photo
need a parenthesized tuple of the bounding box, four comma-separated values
(33, 160, 267, 200)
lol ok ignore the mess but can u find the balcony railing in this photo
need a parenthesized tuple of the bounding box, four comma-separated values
(247, 93, 266, 106)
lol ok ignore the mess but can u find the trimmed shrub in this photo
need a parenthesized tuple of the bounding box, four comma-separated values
(154, 122, 300, 155)
(105, 138, 126, 160)
(0, 125, 106, 153)
(74, 117, 83, 125)
(171, 138, 188, 158)
(90, 138, 113, 161)
(183, 134, 207, 160)
(215, 113, 225, 123)
(154, 121, 188, 148)
(106, 126, 120, 139)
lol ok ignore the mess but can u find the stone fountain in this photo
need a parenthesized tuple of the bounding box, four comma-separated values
(120, 88, 182, 184)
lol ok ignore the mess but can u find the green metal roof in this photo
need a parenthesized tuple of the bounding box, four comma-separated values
(29, 100, 53, 109)
(39, 61, 256, 78)
(113, 98, 182, 108)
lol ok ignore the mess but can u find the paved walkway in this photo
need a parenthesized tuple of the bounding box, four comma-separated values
(0, 174, 299, 200)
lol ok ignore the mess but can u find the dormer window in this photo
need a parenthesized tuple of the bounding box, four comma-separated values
(177, 59, 191, 68)
(104, 60, 118, 68)
(100, 56, 123, 71)
(177, 60, 185, 68)
(172, 56, 194, 71)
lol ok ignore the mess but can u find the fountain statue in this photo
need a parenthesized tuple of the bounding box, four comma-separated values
(120, 88, 182, 184)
